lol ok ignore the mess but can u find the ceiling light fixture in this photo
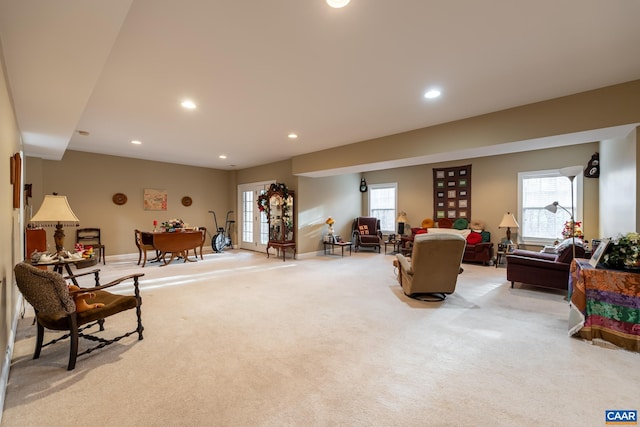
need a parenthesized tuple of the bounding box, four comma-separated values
(327, 0, 350, 8)
(424, 89, 441, 99)
(288, 133, 298, 139)
(181, 100, 197, 109)
(219, 155, 227, 159)
(131, 140, 142, 145)
(77, 130, 90, 136)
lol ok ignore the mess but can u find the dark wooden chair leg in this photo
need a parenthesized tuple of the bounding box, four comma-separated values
(68, 313, 79, 371)
(34, 322, 44, 359)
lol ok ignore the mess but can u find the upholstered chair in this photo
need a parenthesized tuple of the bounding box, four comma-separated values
(352, 217, 383, 252)
(394, 233, 466, 300)
(14, 262, 144, 370)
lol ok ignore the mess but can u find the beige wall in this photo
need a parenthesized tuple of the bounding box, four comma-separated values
(297, 174, 361, 254)
(26, 151, 229, 255)
(0, 45, 23, 414)
(362, 143, 600, 246)
(599, 128, 638, 237)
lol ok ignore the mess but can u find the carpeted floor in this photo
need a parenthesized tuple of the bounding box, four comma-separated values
(2, 250, 639, 426)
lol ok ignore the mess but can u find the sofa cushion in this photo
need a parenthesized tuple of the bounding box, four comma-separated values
(427, 228, 471, 239)
(466, 232, 482, 245)
(480, 231, 491, 242)
(358, 224, 370, 235)
(453, 218, 468, 230)
(469, 219, 485, 231)
(421, 218, 435, 229)
(555, 237, 584, 254)
(437, 218, 453, 228)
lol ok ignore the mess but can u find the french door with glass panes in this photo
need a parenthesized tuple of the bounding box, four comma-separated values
(238, 182, 271, 252)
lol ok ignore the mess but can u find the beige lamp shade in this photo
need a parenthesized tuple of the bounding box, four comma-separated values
(498, 212, 519, 229)
(498, 212, 519, 244)
(30, 195, 80, 253)
(397, 211, 408, 223)
(30, 195, 80, 226)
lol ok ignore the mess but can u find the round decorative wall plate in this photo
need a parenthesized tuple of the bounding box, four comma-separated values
(112, 193, 127, 205)
(181, 196, 193, 207)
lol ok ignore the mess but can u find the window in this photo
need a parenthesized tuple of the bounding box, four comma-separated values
(518, 168, 583, 245)
(369, 183, 397, 233)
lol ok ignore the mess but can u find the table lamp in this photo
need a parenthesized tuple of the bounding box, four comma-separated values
(397, 211, 408, 235)
(30, 194, 80, 253)
(498, 212, 519, 244)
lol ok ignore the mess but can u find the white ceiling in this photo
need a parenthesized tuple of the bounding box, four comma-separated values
(1, 0, 640, 171)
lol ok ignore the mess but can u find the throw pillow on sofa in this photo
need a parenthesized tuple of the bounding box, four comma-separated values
(466, 232, 482, 245)
(453, 218, 469, 230)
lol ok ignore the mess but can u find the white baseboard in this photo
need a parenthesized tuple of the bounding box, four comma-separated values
(0, 295, 23, 424)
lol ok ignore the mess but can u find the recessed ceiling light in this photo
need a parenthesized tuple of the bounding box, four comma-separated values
(288, 133, 298, 139)
(219, 155, 227, 159)
(424, 89, 441, 99)
(327, 0, 350, 8)
(131, 140, 142, 145)
(181, 100, 197, 109)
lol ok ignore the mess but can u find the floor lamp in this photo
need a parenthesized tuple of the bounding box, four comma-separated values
(545, 166, 581, 260)
(30, 194, 80, 254)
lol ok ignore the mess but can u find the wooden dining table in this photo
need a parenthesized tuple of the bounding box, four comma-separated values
(141, 230, 204, 266)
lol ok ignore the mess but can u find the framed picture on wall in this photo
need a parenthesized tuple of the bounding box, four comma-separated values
(143, 188, 168, 211)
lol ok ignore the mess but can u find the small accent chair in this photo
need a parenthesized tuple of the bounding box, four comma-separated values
(14, 262, 144, 370)
(394, 233, 466, 301)
(135, 229, 159, 267)
(76, 228, 106, 265)
(352, 217, 383, 252)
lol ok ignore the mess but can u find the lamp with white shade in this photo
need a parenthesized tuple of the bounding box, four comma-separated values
(29, 194, 80, 254)
(498, 212, 519, 244)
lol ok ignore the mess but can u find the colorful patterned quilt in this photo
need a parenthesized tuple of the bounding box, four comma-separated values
(569, 259, 640, 352)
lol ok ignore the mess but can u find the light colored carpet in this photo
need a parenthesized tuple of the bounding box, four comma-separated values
(3, 250, 639, 427)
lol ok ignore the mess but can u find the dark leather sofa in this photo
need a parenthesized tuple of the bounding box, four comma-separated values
(506, 243, 585, 291)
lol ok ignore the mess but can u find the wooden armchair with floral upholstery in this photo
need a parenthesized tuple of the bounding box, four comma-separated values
(14, 262, 144, 370)
(352, 217, 383, 252)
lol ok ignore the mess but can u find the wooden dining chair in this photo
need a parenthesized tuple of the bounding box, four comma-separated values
(190, 227, 207, 260)
(135, 229, 159, 267)
(76, 228, 106, 265)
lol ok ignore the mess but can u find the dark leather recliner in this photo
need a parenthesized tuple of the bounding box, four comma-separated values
(506, 243, 585, 291)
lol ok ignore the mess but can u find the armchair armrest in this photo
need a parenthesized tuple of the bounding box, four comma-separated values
(68, 273, 145, 294)
(64, 269, 100, 287)
(396, 254, 413, 275)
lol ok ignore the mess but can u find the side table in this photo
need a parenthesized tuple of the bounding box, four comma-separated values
(384, 239, 402, 254)
(323, 241, 353, 257)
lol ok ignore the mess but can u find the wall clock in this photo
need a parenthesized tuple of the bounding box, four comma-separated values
(112, 193, 127, 205)
(181, 196, 193, 207)
(359, 178, 368, 193)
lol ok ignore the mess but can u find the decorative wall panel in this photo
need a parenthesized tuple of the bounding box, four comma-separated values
(433, 165, 471, 221)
